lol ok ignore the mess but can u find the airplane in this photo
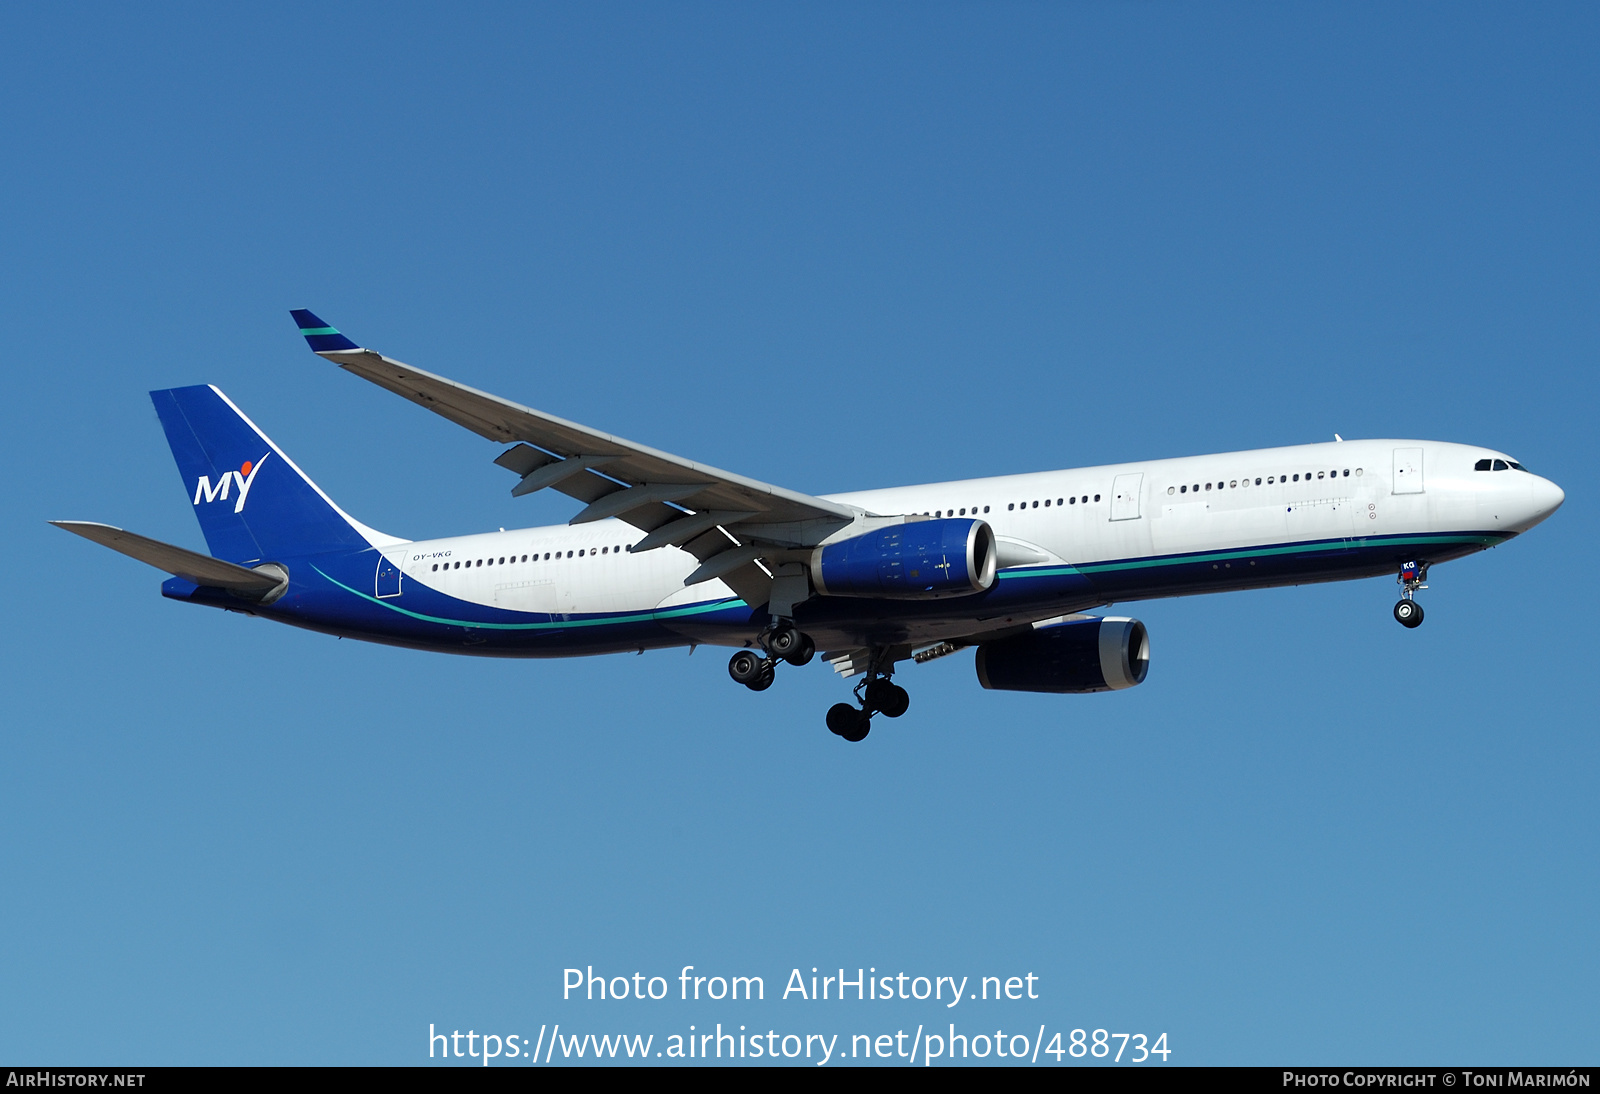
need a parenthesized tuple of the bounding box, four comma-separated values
(54, 310, 1565, 742)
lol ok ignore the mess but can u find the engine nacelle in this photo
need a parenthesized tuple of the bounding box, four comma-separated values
(811, 518, 997, 600)
(975, 616, 1150, 693)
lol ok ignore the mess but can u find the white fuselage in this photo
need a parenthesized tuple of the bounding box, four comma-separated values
(378, 438, 1562, 630)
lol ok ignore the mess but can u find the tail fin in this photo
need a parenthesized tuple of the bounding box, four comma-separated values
(150, 385, 400, 563)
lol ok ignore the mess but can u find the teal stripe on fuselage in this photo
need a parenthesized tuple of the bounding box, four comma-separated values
(996, 532, 1506, 581)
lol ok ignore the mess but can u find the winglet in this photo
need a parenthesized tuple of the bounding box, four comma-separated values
(290, 308, 361, 353)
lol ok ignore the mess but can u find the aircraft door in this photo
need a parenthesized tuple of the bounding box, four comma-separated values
(1392, 448, 1424, 495)
(375, 549, 404, 598)
(1110, 473, 1144, 521)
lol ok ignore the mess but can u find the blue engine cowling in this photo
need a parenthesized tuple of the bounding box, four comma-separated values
(810, 518, 997, 599)
(974, 616, 1149, 693)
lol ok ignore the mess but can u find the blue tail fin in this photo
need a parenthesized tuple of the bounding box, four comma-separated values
(151, 385, 385, 563)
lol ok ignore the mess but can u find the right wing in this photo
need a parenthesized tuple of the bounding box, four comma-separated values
(291, 310, 874, 606)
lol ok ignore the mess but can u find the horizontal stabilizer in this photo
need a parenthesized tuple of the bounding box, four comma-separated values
(50, 521, 286, 594)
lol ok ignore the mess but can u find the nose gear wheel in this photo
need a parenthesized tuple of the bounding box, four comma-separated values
(1393, 560, 1429, 628)
(1393, 599, 1424, 628)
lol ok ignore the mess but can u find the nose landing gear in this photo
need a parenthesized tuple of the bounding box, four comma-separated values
(1393, 560, 1428, 628)
(1393, 599, 1424, 627)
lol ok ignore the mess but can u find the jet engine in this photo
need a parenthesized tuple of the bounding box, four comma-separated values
(810, 518, 997, 600)
(975, 616, 1149, 693)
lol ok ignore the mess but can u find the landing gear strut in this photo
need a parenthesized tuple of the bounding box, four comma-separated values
(1393, 560, 1428, 629)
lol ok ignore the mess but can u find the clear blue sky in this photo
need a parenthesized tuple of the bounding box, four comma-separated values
(2, 2, 1595, 1066)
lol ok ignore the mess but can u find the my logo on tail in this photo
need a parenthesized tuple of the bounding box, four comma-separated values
(193, 453, 270, 514)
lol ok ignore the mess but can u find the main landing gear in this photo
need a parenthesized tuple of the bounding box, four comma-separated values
(1393, 560, 1428, 629)
(726, 622, 816, 693)
(826, 659, 910, 744)
(729, 627, 909, 745)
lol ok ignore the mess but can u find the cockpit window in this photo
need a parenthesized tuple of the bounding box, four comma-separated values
(1475, 457, 1532, 472)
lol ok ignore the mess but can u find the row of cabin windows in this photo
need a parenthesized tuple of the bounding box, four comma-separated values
(1167, 468, 1363, 495)
(1010, 495, 1098, 510)
(918, 496, 1106, 517)
(431, 545, 627, 571)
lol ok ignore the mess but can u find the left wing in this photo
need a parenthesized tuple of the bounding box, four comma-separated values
(290, 310, 871, 606)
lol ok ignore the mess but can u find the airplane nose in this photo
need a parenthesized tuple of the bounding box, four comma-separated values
(1533, 475, 1565, 519)
(1511, 474, 1565, 532)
